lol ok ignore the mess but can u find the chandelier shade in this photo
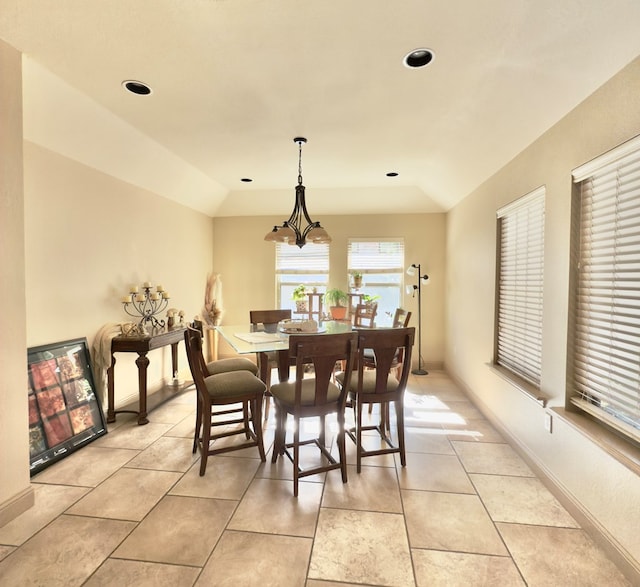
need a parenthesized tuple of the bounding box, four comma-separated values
(264, 137, 331, 248)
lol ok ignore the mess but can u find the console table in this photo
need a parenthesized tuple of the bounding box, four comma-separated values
(107, 326, 187, 425)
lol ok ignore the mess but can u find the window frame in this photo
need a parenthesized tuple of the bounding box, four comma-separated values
(275, 242, 329, 312)
(493, 186, 546, 391)
(568, 134, 640, 444)
(347, 238, 404, 326)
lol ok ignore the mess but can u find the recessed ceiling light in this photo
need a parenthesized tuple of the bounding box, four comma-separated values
(241, 178, 253, 183)
(403, 48, 434, 69)
(122, 80, 152, 95)
(387, 172, 399, 177)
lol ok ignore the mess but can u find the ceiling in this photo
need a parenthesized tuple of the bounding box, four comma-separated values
(2, 0, 640, 218)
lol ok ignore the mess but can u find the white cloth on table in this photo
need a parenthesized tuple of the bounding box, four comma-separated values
(91, 322, 122, 406)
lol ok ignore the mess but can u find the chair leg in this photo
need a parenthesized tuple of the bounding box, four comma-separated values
(243, 400, 251, 439)
(396, 398, 406, 467)
(319, 415, 326, 447)
(338, 412, 348, 483)
(380, 403, 391, 436)
(263, 392, 271, 421)
(356, 401, 364, 473)
(193, 394, 202, 454)
(271, 405, 285, 463)
(260, 357, 273, 422)
(199, 404, 211, 476)
(252, 397, 266, 462)
(293, 419, 300, 497)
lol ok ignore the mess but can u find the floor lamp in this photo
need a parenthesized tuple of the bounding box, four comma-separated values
(406, 263, 429, 375)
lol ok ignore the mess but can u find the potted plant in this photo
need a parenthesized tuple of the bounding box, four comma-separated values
(361, 293, 380, 306)
(292, 284, 308, 312)
(350, 270, 363, 289)
(325, 288, 349, 319)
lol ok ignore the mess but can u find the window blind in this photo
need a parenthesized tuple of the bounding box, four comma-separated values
(348, 239, 404, 273)
(495, 187, 545, 386)
(276, 242, 329, 273)
(571, 136, 640, 441)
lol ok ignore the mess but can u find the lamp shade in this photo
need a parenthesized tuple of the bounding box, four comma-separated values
(278, 225, 296, 243)
(406, 265, 416, 276)
(264, 227, 280, 242)
(307, 226, 332, 243)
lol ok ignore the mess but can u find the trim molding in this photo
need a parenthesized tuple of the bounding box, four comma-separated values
(0, 486, 35, 529)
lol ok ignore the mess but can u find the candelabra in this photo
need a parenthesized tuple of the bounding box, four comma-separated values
(121, 282, 170, 334)
(406, 263, 429, 375)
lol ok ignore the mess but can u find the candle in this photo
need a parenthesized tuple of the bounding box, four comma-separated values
(143, 281, 152, 288)
(156, 284, 164, 292)
(162, 291, 170, 299)
(121, 295, 132, 304)
(136, 293, 145, 302)
(130, 285, 138, 294)
(150, 292, 160, 301)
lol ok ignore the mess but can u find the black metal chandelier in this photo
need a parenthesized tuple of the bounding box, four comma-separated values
(264, 137, 331, 248)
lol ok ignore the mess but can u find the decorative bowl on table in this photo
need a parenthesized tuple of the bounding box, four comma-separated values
(278, 319, 319, 333)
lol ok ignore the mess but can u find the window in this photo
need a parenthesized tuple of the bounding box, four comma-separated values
(495, 187, 545, 387)
(276, 242, 329, 313)
(348, 239, 404, 325)
(570, 135, 640, 443)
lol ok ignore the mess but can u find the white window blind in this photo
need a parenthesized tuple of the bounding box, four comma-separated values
(275, 242, 329, 310)
(495, 187, 545, 386)
(276, 242, 329, 273)
(571, 135, 640, 441)
(348, 239, 404, 273)
(348, 239, 404, 325)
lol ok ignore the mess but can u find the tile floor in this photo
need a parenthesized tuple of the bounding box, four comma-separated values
(0, 371, 632, 586)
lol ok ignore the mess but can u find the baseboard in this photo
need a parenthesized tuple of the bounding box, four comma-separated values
(448, 371, 640, 585)
(0, 486, 35, 529)
(416, 360, 444, 372)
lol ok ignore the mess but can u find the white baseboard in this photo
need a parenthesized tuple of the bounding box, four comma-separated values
(0, 486, 35, 529)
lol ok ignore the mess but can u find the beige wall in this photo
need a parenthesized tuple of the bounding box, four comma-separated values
(0, 41, 34, 525)
(446, 56, 640, 571)
(2, 54, 215, 526)
(212, 213, 446, 370)
(23, 142, 214, 408)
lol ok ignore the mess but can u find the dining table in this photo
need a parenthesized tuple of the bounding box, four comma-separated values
(215, 321, 354, 384)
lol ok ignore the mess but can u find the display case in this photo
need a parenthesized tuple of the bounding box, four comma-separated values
(27, 337, 107, 475)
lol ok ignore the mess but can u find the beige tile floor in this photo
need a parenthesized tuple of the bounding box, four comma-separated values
(0, 371, 633, 586)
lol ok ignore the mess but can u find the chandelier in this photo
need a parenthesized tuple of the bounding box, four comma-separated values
(264, 137, 331, 248)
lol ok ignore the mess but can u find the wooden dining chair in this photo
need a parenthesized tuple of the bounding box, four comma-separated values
(392, 307, 412, 329)
(249, 309, 292, 418)
(362, 307, 412, 377)
(270, 331, 358, 496)
(352, 303, 377, 328)
(337, 327, 415, 472)
(184, 327, 266, 476)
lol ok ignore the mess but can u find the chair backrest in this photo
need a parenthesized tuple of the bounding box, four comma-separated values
(353, 303, 377, 328)
(288, 332, 358, 408)
(356, 327, 415, 395)
(184, 327, 209, 396)
(392, 307, 412, 328)
(249, 309, 292, 332)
